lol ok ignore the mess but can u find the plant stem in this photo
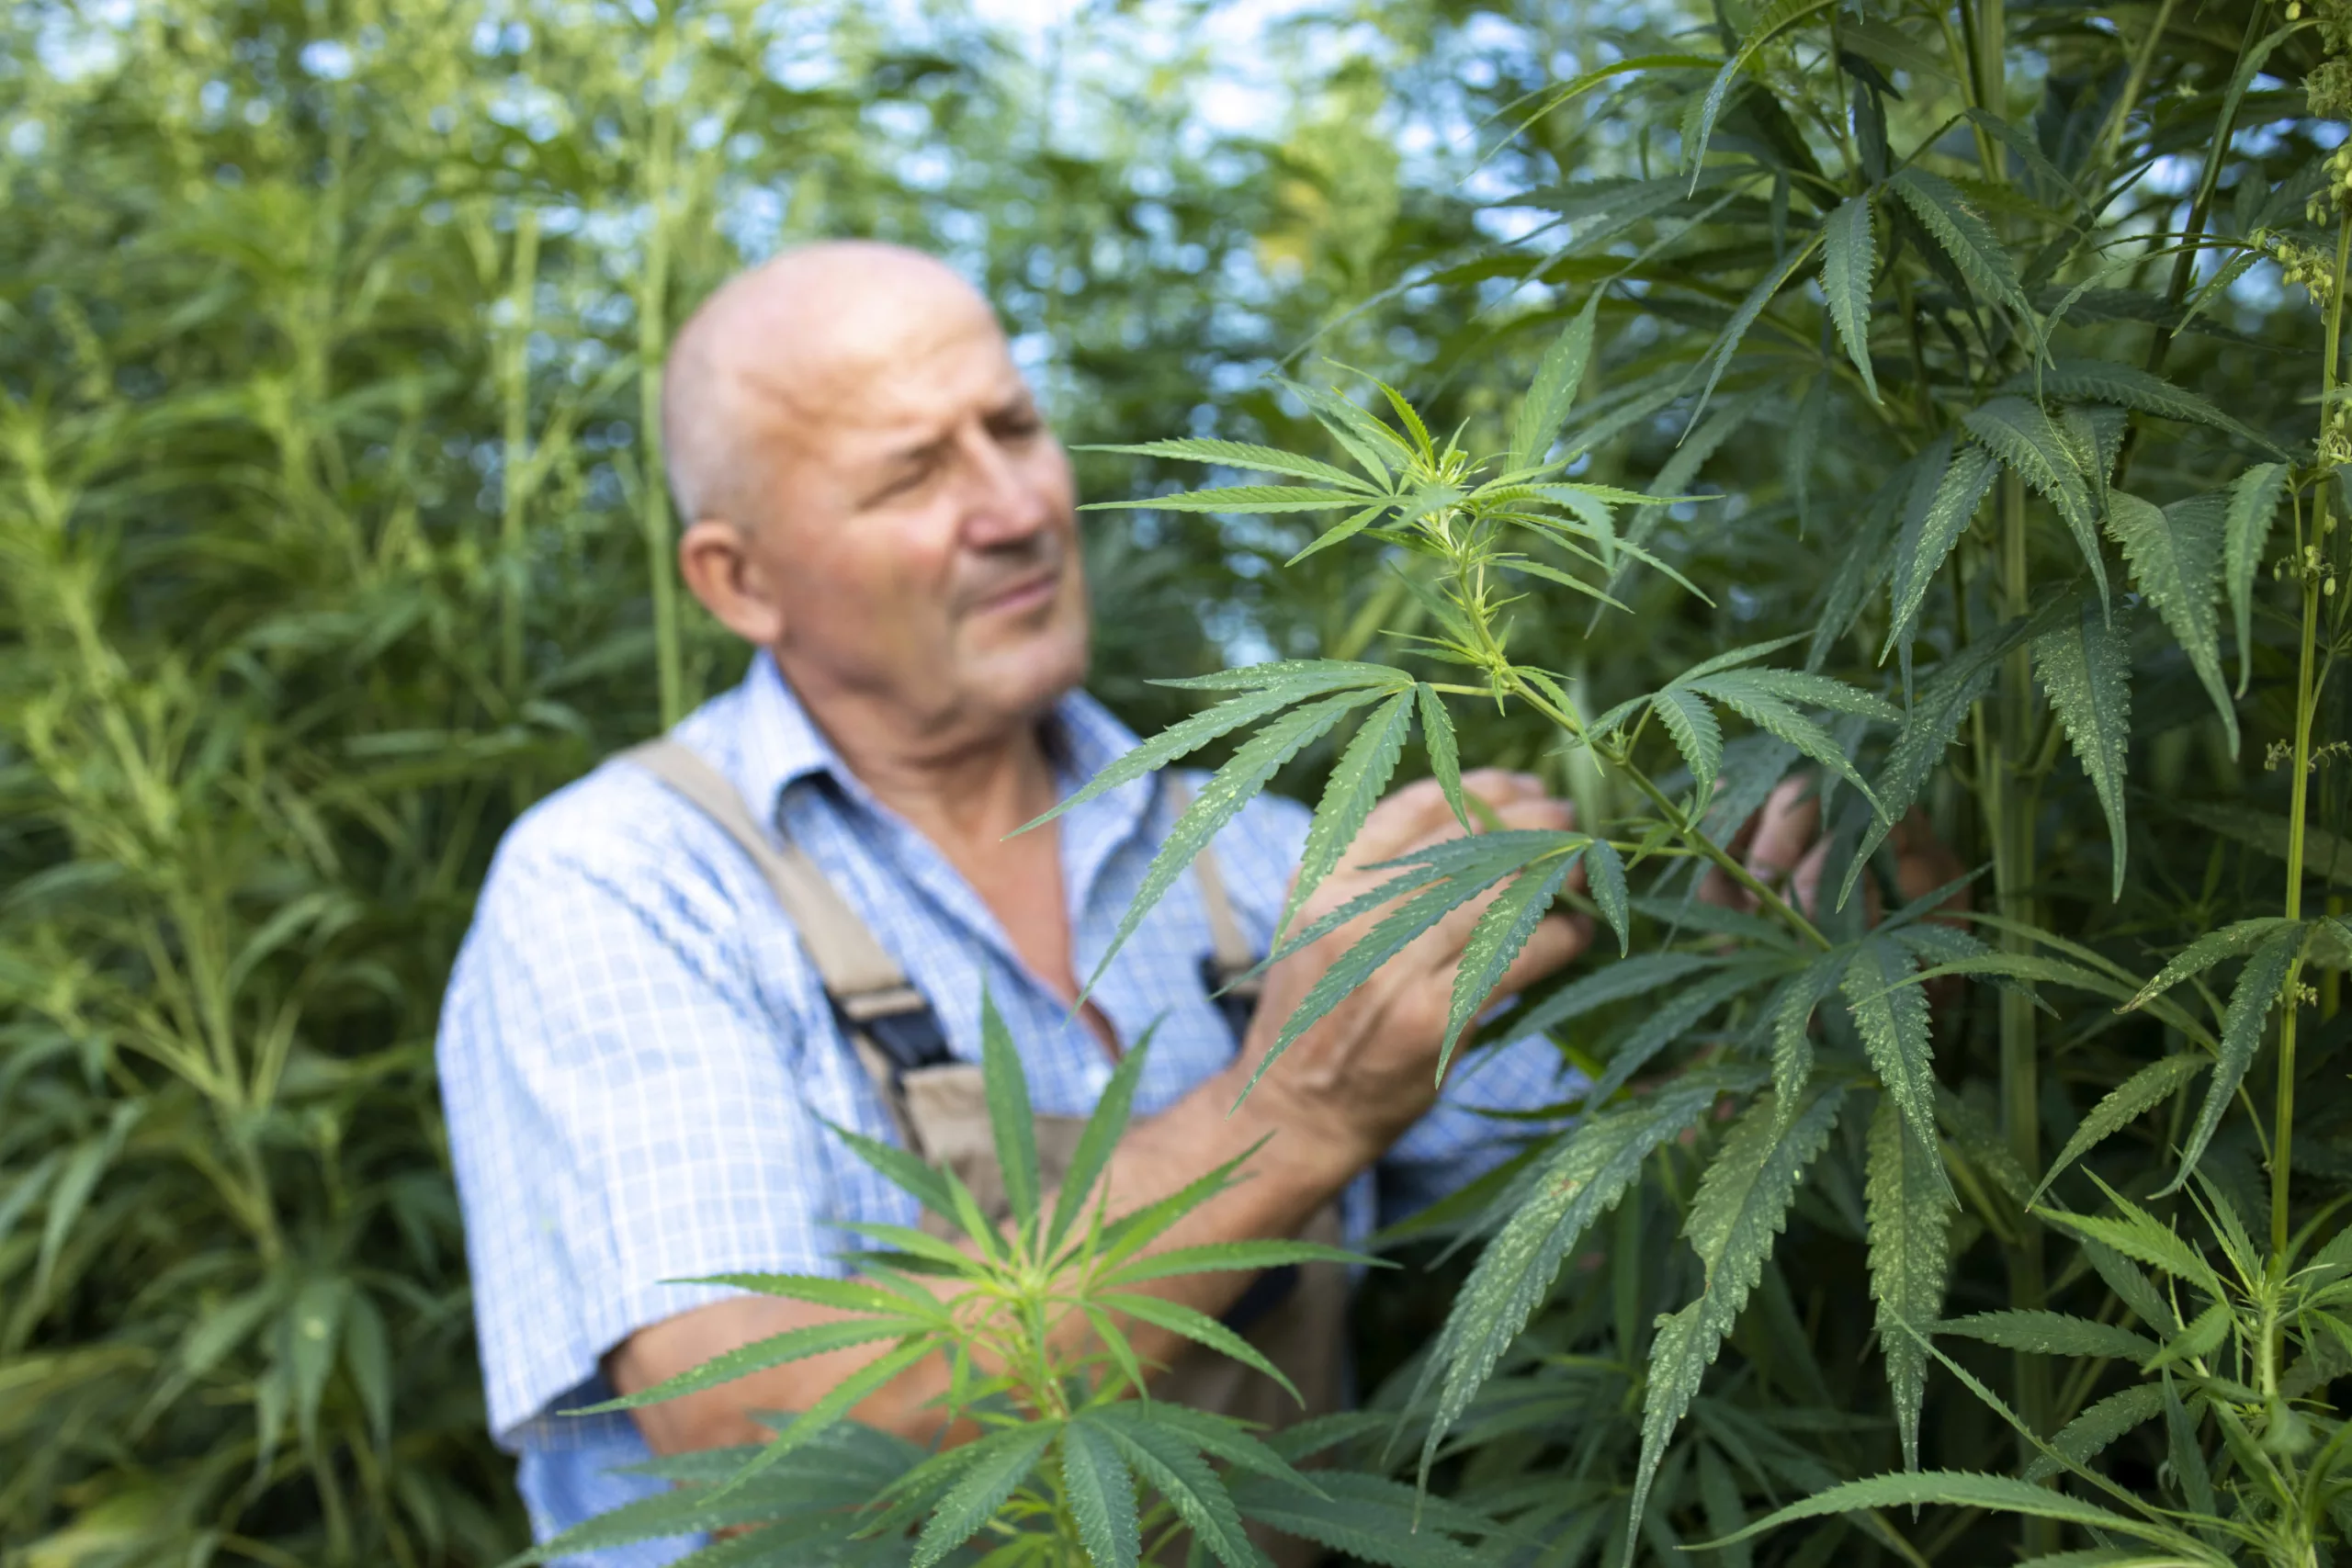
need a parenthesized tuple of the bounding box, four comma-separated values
(2270, 211, 2348, 1256)
(501, 208, 541, 710)
(1987, 466, 2053, 1494)
(639, 5, 684, 728)
(1502, 670, 1832, 949)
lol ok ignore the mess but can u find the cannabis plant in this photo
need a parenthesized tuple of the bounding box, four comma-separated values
(530, 995, 1509, 1568)
(1065, 0, 2352, 1556)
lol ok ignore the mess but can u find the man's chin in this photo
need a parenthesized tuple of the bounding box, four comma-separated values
(959, 624, 1091, 718)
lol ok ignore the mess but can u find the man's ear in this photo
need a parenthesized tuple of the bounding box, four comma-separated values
(678, 518, 786, 646)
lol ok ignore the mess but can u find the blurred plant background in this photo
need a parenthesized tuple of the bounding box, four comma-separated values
(0, 0, 1549, 1561)
(8, 0, 2351, 1562)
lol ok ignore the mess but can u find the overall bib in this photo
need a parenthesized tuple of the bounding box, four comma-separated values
(627, 742, 1347, 1566)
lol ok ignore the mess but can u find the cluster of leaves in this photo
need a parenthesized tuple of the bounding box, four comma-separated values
(524, 997, 1509, 1568)
(1065, 0, 2352, 1559)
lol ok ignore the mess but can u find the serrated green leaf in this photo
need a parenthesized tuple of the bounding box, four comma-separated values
(1866, 1095, 1951, 1472)
(911, 1423, 1057, 1568)
(2143, 1300, 2232, 1372)
(2022, 358, 2290, 458)
(1823, 196, 1881, 403)
(2032, 1054, 2207, 1206)
(1417, 682, 1470, 830)
(2033, 596, 2133, 898)
(1100, 1292, 1303, 1405)
(1585, 838, 1630, 953)
(1107, 1403, 1308, 1488)
(1683, 0, 1841, 184)
(2106, 491, 2236, 753)
(1150, 659, 1402, 693)
(1058, 1420, 1140, 1568)
(1889, 168, 2036, 323)
(1277, 692, 1414, 945)
(1098, 1237, 1366, 1288)
(977, 987, 1040, 1234)
(1768, 954, 1849, 1119)
(1246, 835, 1566, 1100)
(1939, 1310, 2158, 1361)
(1089, 1413, 1259, 1568)
(1653, 688, 1724, 798)
(571, 1319, 922, 1414)
(1080, 437, 1381, 493)
(1840, 603, 2061, 908)
(1227, 1472, 1496, 1568)
(2043, 1180, 2221, 1295)
(1514, 952, 1725, 1037)
(1283, 379, 1412, 479)
(2224, 463, 2288, 694)
(829, 1120, 963, 1222)
(1031, 667, 1392, 833)
(1682, 230, 1825, 434)
(2161, 927, 2301, 1194)
(1964, 397, 2109, 607)
(2163, 1376, 2219, 1526)
(1629, 1084, 1847, 1556)
(1586, 964, 1774, 1110)
(2025, 1384, 2168, 1483)
(1049, 1033, 1152, 1256)
(1288, 502, 1394, 566)
(1441, 852, 1580, 1080)
(1513, 292, 1603, 469)
(1704, 1470, 2186, 1547)
(1686, 672, 1879, 811)
(1418, 1078, 1727, 1487)
(1842, 940, 1949, 1198)
(1089, 484, 1376, 514)
(1085, 686, 1391, 991)
(1366, 375, 1436, 460)
(2120, 916, 2301, 1010)
(1886, 442, 2000, 665)
(714, 1338, 933, 1496)
(1731, 669, 1902, 722)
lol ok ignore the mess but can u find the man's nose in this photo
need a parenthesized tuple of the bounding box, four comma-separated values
(956, 425, 1054, 546)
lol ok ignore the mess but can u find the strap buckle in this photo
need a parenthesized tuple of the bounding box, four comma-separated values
(836, 985, 954, 1073)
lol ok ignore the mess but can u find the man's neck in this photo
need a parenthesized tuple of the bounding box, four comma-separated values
(786, 673, 1064, 858)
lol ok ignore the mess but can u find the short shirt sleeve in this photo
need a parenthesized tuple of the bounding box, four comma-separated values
(436, 780, 882, 1450)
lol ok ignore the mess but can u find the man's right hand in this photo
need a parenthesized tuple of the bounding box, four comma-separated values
(1238, 769, 1592, 1170)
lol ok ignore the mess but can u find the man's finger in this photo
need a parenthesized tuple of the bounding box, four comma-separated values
(1744, 775, 1820, 886)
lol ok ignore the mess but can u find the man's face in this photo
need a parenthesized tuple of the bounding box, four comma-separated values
(736, 307, 1089, 739)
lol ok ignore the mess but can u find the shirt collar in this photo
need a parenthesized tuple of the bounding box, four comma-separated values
(730, 649, 1157, 837)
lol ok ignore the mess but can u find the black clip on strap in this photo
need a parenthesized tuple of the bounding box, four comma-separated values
(1198, 953, 1263, 1048)
(839, 986, 956, 1075)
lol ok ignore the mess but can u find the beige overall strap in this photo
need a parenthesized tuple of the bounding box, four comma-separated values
(623, 740, 937, 1151)
(1167, 776, 1261, 1006)
(622, 741, 925, 1023)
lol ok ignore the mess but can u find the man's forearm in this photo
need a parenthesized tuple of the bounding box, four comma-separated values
(609, 1057, 1367, 1454)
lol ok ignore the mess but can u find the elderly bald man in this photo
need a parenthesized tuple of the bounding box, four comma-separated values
(437, 241, 1603, 1564)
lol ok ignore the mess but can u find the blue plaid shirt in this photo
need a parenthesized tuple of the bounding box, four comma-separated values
(437, 651, 1571, 1563)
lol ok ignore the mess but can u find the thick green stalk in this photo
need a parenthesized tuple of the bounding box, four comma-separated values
(500, 208, 541, 705)
(638, 7, 684, 727)
(1988, 468, 2053, 1495)
(2271, 211, 2349, 1255)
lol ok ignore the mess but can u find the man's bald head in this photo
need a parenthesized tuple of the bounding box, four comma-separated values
(661, 242, 1000, 526)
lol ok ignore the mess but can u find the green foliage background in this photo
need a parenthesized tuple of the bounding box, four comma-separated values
(0, 1, 1495, 1559)
(8, 0, 2352, 1563)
